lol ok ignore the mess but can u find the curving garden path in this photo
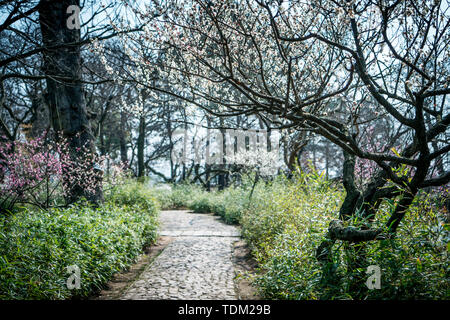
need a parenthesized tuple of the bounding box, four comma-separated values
(120, 210, 241, 300)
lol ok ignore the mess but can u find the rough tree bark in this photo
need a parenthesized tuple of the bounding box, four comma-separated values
(39, 0, 103, 204)
(339, 151, 361, 221)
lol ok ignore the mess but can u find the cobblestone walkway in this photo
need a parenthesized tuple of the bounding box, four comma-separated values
(121, 210, 240, 300)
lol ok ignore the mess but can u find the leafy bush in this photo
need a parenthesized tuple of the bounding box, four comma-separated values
(189, 189, 245, 224)
(105, 179, 160, 212)
(190, 193, 214, 213)
(240, 170, 449, 300)
(152, 183, 204, 210)
(355, 195, 449, 299)
(214, 186, 258, 224)
(238, 171, 342, 299)
(0, 190, 159, 299)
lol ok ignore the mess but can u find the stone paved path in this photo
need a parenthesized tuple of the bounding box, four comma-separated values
(121, 210, 240, 300)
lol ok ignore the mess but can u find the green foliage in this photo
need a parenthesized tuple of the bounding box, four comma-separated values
(190, 193, 214, 213)
(150, 170, 449, 299)
(161, 169, 448, 299)
(105, 179, 160, 212)
(0, 181, 159, 300)
(189, 186, 250, 224)
(357, 195, 449, 299)
(152, 183, 204, 210)
(240, 170, 449, 300)
(239, 170, 344, 299)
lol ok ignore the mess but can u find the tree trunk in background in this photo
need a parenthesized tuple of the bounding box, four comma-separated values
(39, 0, 103, 204)
(218, 117, 226, 190)
(99, 121, 105, 156)
(325, 142, 329, 179)
(205, 116, 211, 191)
(166, 109, 176, 182)
(137, 114, 145, 180)
(0, 135, 8, 184)
(312, 139, 317, 171)
(98, 97, 113, 157)
(119, 110, 128, 166)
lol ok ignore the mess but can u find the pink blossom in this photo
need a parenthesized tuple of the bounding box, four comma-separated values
(0, 132, 119, 209)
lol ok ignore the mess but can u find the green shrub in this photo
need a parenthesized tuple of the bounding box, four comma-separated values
(105, 180, 160, 212)
(215, 186, 247, 224)
(152, 183, 204, 209)
(355, 196, 449, 299)
(165, 184, 248, 224)
(0, 195, 159, 299)
(239, 172, 343, 298)
(190, 193, 214, 213)
(240, 171, 449, 300)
